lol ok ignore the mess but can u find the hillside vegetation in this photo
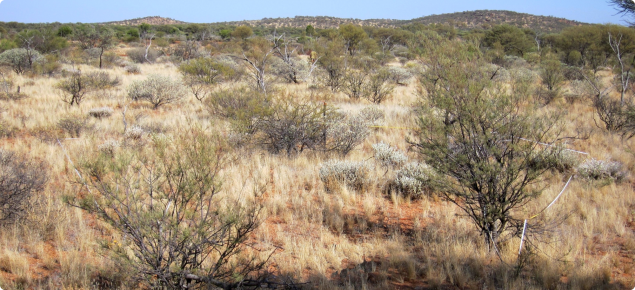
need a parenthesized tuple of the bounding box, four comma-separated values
(103, 10, 585, 32)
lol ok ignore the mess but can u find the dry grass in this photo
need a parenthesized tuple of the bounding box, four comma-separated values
(0, 58, 633, 290)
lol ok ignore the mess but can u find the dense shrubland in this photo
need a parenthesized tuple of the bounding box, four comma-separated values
(0, 17, 633, 290)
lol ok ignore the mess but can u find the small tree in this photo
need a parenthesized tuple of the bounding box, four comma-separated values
(342, 69, 368, 100)
(128, 74, 188, 109)
(0, 150, 47, 225)
(272, 33, 312, 84)
(608, 32, 631, 105)
(415, 42, 562, 249)
(255, 97, 334, 156)
(68, 128, 269, 289)
(234, 37, 275, 94)
(179, 57, 235, 101)
(364, 68, 394, 104)
(57, 70, 119, 106)
(0, 48, 42, 74)
(232, 25, 253, 40)
(540, 54, 564, 92)
(339, 24, 368, 55)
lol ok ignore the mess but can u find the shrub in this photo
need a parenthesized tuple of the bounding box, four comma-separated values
(127, 47, 160, 63)
(255, 98, 332, 156)
(0, 48, 43, 74)
(319, 160, 372, 191)
(205, 86, 268, 121)
(372, 142, 408, 168)
(0, 149, 48, 225)
(57, 71, 120, 106)
(88, 107, 114, 119)
(563, 66, 584, 81)
(386, 66, 413, 85)
(577, 159, 628, 181)
(179, 57, 237, 101)
(327, 113, 370, 156)
(342, 70, 367, 99)
(124, 64, 141, 74)
(57, 115, 88, 138)
(88, 71, 121, 90)
(364, 69, 394, 104)
(127, 75, 188, 109)
(593, 96, 634, 132)
(359, 106, 385, 126)
(501, 55, 528, 69)
(98, 139, 120, 156)
(529, 147, 581, 173)
(69, 128, 267, 289)
(394, 162, 435, 198)
(540, 55, 564, 92)
(124, 125, 145, 141)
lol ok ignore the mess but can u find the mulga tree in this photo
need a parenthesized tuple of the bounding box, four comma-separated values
(415, 38, 563, 250)
(179, 57, 236, 101)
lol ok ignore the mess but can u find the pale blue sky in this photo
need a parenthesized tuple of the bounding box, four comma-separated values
(0, 0, 627, 25)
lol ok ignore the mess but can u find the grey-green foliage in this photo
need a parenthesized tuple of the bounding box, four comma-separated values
(207, 88, 372, 157)
(57, 71, 120, 106)
(270, 56, 310, 84)
(0, 149, 47, 225)
(68, 129, 266, 289)
(0, 48, 43, 74)
(127, 47, 160, 63)
(394, 162, 436, 198)
(415, 39, 563, 247)
(364, 68, 395, 104)
(128, 75, 188, 109)
(319, 160, 373, 191)
(577, 158, 628, 181)
(327, 113, 371, 156)
(386, 66, 413, 85)
(372, 142, 408, 168)
(341, 69, 367, 99)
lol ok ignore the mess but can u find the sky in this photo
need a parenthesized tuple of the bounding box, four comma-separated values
(0, 0, 629, 25)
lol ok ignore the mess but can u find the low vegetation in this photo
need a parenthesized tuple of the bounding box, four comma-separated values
(0, 12, 634, 290)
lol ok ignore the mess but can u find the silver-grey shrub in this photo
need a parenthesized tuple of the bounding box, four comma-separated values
(359, 106, 385, 126)
(88, 107, 114, 119)
(328, 114, 370, 156)
(128, 75, 188, 109)
(0, 48, 43, 74)
(394, 162, 435, 198)
(124, 63, 141, 74)
(386, 66, 413, 85)
(372, 142, 408, 168)
(577, 159, 628, 181)
(319, 160, 373, 191)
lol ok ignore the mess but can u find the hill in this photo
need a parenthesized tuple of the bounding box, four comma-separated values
(213, 10, 585, 32)
(104, 16, 187, 26)
(102, 10, 585, 33)
(404, 10, 585, 33)
(219, 16, 405, 29)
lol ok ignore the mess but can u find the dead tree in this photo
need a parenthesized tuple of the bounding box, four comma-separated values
(609, 32, 631, 105)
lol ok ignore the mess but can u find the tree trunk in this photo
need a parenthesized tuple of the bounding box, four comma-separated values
(99, 48, 104, 69)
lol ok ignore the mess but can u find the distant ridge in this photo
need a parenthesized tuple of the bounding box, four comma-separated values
(212, 10, 585, 32)
(103, 16, 187, 26)
(405, 10, 585, 33)
(103, 10, 586, 33)
(219, 16, 405, 29)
